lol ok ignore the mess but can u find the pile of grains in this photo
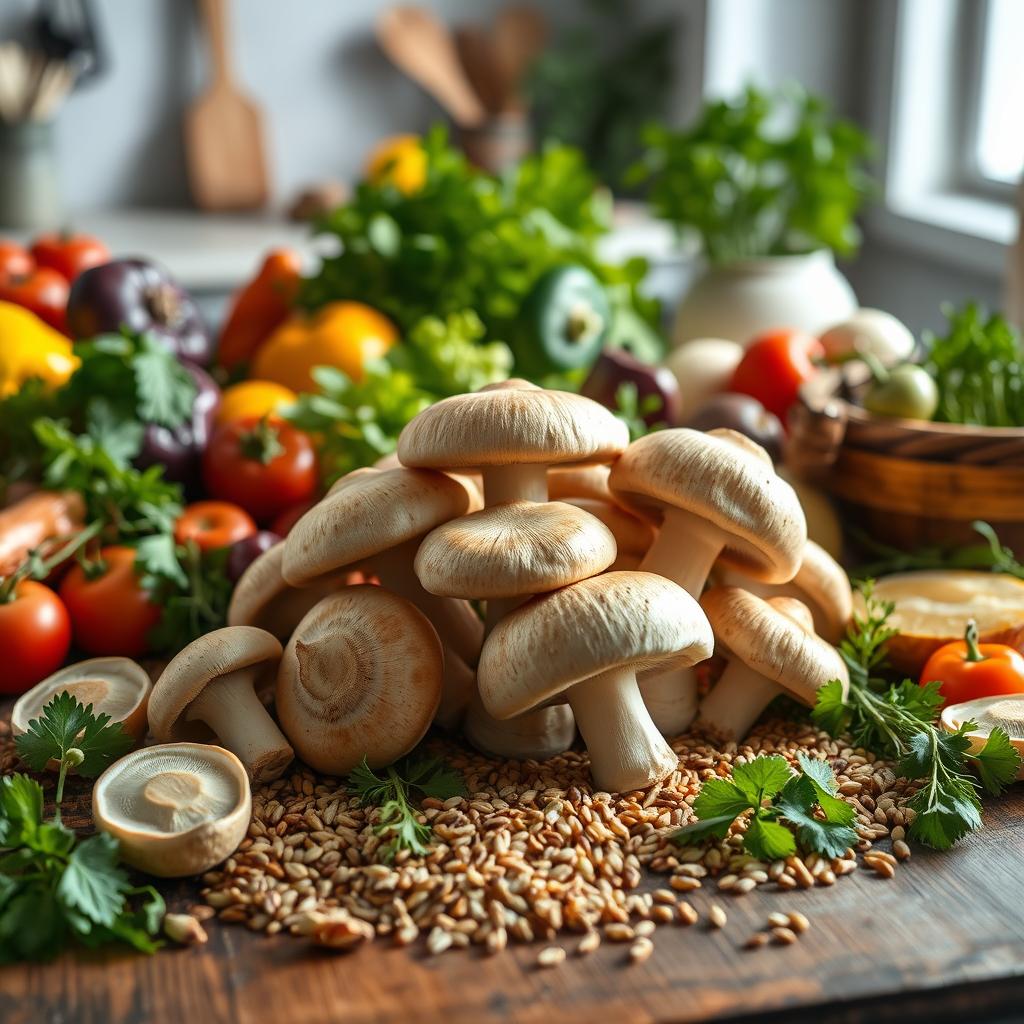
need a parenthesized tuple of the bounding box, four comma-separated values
(198, 715, 919, 962)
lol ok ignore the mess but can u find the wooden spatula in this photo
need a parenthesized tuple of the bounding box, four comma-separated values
(494, 4, 547, 111)
(185, 0, 269, 211)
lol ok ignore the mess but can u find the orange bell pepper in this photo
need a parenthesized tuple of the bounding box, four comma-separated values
(218, 249, 302, 371)
(250, 301, 398, 394)
(920, 620, 1024, 706)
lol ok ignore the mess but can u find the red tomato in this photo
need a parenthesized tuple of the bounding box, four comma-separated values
(59, 547, 161, 657)
(0, 241, 34, 285)
(202, 417, 318, 524)
(30, 233, 110, 283)
(270, 499, 316, 538)
(0, 267, 70, 333)
(729, 329, 824, 423)
(0, 580, 71, 695)
(175, 500, 257, 551)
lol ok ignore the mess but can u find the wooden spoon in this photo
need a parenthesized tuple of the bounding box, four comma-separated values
(494, 4, 547, 111)
(377, 6, 485, 128)
(185, 0, 269, 211)
(454, 25, 505, 116)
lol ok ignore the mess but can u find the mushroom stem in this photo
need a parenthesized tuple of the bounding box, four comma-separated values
(639, 505, 723, 599)
(463, 691, 576, 761)
(434, 651, 476, 731)
(637, 666, 699, 737)
(567, 665, 678, 792)
(186, 668, 292, 779)
(697, 659, 782, 741)
(481, 465, 548, 506)
(484, 596, 527, 637)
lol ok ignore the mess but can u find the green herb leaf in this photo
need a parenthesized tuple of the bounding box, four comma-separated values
(690, 776, 753, 822)
(731, 756, 793, 805)
(671, 814, 739, 846)
(744, 815, 797, 860)
(971, 727, 1023, 795)
(0, 774, 44, 846)
(775, 775, 857, 859)
(57, 833, 129, 930)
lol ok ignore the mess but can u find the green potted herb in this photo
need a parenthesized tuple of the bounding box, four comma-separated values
(630, 85, 872, 347)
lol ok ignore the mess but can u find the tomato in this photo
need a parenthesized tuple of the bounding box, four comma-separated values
(59, 547, 160, 658)
(365, 135, 427, 195)
(0, 241, 34, 285)
(175, 500, 257, 551)
(729, 329, 824, 423)
(920, 622, 1024, 707)
(202, 418, 318, 523)
(270, 499, 316, 537)
(215, 380, 298, 426)
(30, 233, 110, 283)
(0, 580, 71, 695)
(0, 267, 70, 334)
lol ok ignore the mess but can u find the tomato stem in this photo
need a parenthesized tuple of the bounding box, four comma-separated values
(963, 620, 985, 663)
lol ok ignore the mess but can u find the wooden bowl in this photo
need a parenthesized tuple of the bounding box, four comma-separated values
(787, 369, 1024, 551)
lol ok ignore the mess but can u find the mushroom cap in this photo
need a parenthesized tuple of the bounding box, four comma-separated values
(478, 571, 714, 719)
(562, 497, 654, 561)
(699, 587, 849, 705)
(609, 428, 806, 583)
(548, 464, 613, 503)
(148, 626, 282, 742)
(941, 695, 1024, 780)
(282, 466, 474, 587)
(397, 379, 629, 470)
(93, 742, 250, 877)
(227, 542, 343, 641)
(276, 586, 443, 774)
(414, 500, 616, 599)
(12, 657, 151, 742)
(374, 452, 484, 507)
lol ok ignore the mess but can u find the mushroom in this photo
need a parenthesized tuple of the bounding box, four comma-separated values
(478, 572, 714, 792)
(276, 587, 443, 775)
(696, 587, 849, 741)
(548, 464, 613, 503)
(148, 626, 293, 781)
(561, 497, 654, 572)
(92, 742, 250, 877)
(12, 657, 151, 743)
(227, 542, 345, 642)
(714, 540, 853, 643)
(609, 428, 807, 734)
(282, 466, 483, 728)
(941, 695, 1024, 780)
(397, 379, 629, 506)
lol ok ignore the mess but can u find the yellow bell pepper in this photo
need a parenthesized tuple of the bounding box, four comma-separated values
(364, 135, 427, 195)
(0, 300, 79, 398)
(251, 301, 398, 394)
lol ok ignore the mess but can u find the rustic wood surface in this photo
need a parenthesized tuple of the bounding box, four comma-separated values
(2, 711, 1024, 1024)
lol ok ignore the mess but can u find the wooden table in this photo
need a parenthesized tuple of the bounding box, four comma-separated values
(2, 778, 1023, 1024)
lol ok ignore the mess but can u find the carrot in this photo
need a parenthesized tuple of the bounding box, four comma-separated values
(0, 490, 86, 577)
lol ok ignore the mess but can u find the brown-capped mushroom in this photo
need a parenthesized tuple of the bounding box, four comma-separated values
(92, 742, 250, 877)
(276, 587, 443, 775)
(696, 587, 849, 741)
(12, 657, 151, 743)
(398, 379, 628, 506)
(608, 428, 806, 734)
(478, 572, 713, 792)
(148, 626, 293, 781)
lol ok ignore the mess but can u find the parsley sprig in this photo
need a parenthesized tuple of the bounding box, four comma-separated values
(348, 754, 465, 862)
(2, 695, 163, 962)
(672, 753, 857, 860)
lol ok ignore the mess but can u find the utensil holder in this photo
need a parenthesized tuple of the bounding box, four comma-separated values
(0, 121, 62, 230)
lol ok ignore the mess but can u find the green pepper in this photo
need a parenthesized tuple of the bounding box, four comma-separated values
(509, 266, 610, 377)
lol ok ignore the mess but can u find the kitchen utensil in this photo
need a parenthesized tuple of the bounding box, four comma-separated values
(454, 25, 505, 115)
(493, 4, 546, 110)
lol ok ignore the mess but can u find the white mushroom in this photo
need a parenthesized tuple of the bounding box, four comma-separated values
(941, 695, 1024, 780)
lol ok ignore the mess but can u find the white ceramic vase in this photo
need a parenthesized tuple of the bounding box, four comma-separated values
(672, 250, 857, 348)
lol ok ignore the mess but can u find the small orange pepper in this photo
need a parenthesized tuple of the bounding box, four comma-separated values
(920, 620, 1024, 706)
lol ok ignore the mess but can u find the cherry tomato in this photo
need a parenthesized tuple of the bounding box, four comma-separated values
(0, 241, 34, 285)
(214, 380, 298, 426)
(175, 500, 257, 551)
(729, 329, 824, 423)
(59, 547, 160, 658)
(270, 499, 316, 538)
(0, 267, 70, 333)
(202, 417, 318, 524)
(0, 580, 71, 695)
(30, 232, 110, 283)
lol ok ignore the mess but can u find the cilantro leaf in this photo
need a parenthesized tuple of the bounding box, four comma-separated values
(812, 678, 850, 735)
(0, 774, 43, 846)
(796, 753, 856, 824)
(671, 814, 739, 846)
(133, 334, 197, 428)
(85, 399, 145, 466)
(0, 884, 66, 962)
(970, 727, 1023, 795)
(134, 532, 189, 590)
(402, 755, 466, 801)
(731, 756, 793, 805)
(691, 776, 753, 822)
(744, 815, 797, 860)
(775, 775, 857, 859)
(57, 833, 130, 930)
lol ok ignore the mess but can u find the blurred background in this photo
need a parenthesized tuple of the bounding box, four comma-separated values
(0, 0, 1018, 330)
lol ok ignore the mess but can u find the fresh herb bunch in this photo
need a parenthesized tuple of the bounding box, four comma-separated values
(672, 753, 857, 860)
(813, 583, 1022, 849)
(921, 302, 1024, 427)
(2, 694, 164, 962)
(348, 753, 465, 862)
(630, 85, 872, 263)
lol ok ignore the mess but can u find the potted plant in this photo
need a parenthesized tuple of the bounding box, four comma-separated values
(631, 86, 872, 347)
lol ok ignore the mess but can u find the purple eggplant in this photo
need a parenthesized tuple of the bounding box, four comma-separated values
(67, 258, 214, 366)
(135, 363, 220, 491)
(580, 348, 682, 429)
(685, 393, 784, 463)
(226, 532, 282, 583)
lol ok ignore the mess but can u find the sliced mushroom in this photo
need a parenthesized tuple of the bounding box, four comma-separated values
(478, 572, 713, 792)
(696, 587, 849, 741)
(92, 742, 250, 877)
(941, 695, 1024, 780)
(276, 587, 443, 775)
(12, 657, 151, 743)
(398, 379, 628, 506)
(609, 428, 806, 734)
(148, 626, 293, 781)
